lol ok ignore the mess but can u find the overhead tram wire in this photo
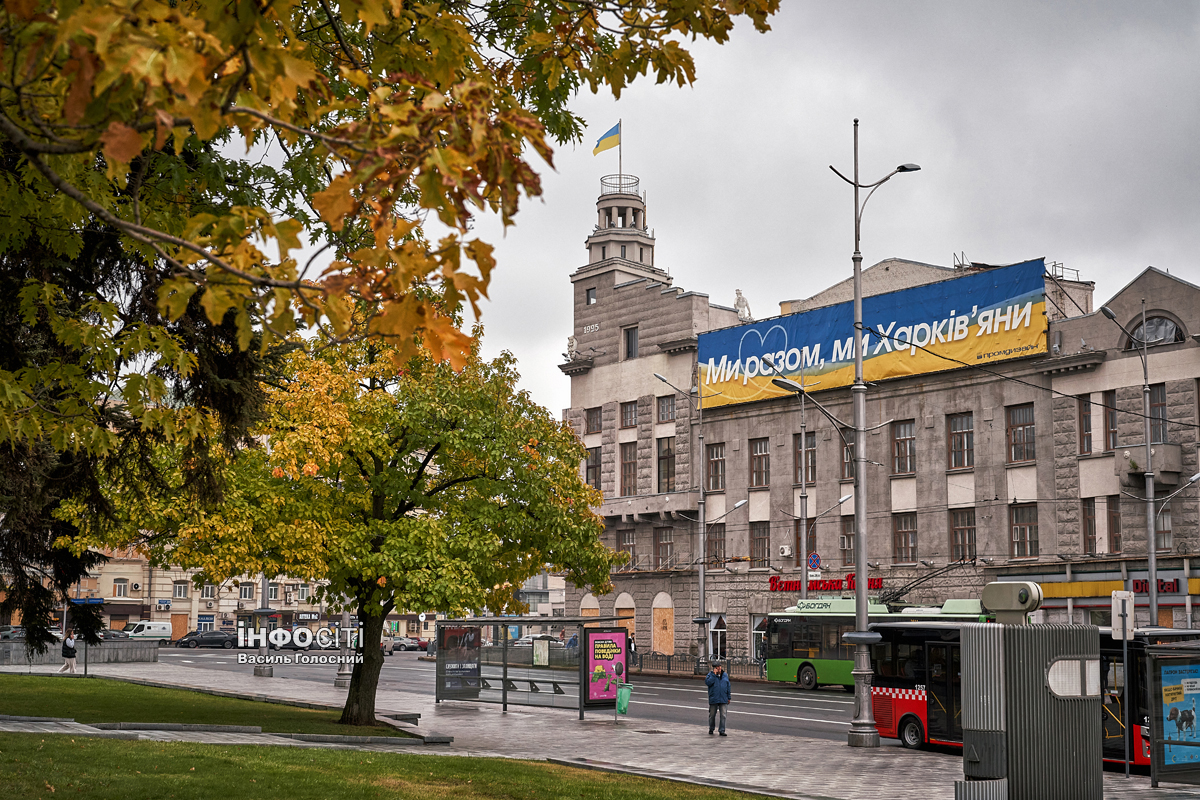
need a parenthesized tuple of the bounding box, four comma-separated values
(860, 325, 1200, 433)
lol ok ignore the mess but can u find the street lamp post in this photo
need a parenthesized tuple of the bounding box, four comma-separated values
(655, 372, 720, 661)
(830, 119, 920, 748)
(764, 356, 812, 598)
(1100, 301, 1160, 625)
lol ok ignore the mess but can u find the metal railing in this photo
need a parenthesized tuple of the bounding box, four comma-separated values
(600, 174, 639, 196)
(629, 652, 765, 680)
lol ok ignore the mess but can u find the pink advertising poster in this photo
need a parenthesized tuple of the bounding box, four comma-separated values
(585, 628, 628, 703)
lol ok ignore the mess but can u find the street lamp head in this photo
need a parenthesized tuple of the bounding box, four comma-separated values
(772, 377, 804, 394)
(838, 494, 853, 505)
(653, 373, 668, 383)
(1100, 306, 1117, 321)
(731, 499, 748, 511)
(1189, 472, 1200, 485)
(896, 163, 921, 173)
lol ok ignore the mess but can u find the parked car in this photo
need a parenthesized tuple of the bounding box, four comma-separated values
(97, 628, 130, 640)
(176, 630, 237, 649)
(124, 621, 173, 644)
(512, 634, 564, 648)
(0, 626, 24, 641)
(394, 636, 421, 651)
(379, 633, 395, 656)
(416, 638, 430, 651)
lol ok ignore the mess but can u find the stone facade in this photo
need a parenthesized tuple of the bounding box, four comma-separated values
(562, 176, 1200, 656)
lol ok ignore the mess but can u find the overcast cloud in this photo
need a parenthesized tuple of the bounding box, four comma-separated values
(467, 2, 1200, 415)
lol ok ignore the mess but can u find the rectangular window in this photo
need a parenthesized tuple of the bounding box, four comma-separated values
(201, 584, 216, 599)
(620, 442, 637, 497)
(706, 443, 726, 491)
(750, 438, 770, 487)
(892, 513, 917, 564)
(840, 516, 855, 566)
(947, 413, 974, 469)
(585, 447, 601, 491)
(707, 523, 726, 568)
(1104, 390, 1118, 451)
(841, 431, 855, 480)
(298, 584, 310, 601)
(1150, 383, 1167, 444)
(585, 407, 602, 434)
(620, 401, 637, 429)
(1107, 495, 1122, 553)
(268, 582, 280, 601)
(655, 527, 674, 568)
(618, 529, 636, 564)
(1082, 498, 1097, 555)
(173, 582, 189, 599)
(1078, 396, 1092, 455)
(1157, 501, 1173, 552)
(794, 431, 816, 485)
(795, 519, 817, 562)
(1010, 504, 1039, 558)
(239, 583, 254, 600)
(586, 287, 597, 305)
(950, 508, 976, 561)
(1006, 404, 1036, 463)
(624, 326, 639, 360)
(657, 395, 676, 423)
(112, 579, 128, 598)
(891, 420, 916, 474)
(620, 244, 627, 259)
(751, 521, 771, 569)
(657, 437, 676, 493)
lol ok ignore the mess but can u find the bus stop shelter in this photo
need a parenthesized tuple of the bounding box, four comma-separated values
(434, 616, 630, 719)
(1145, 639, 1200, 787)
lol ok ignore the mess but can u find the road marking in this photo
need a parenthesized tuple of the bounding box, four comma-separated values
(181, 660, 194, 663)
(633, 683, 854, 704)
(630, 699, 851, 726)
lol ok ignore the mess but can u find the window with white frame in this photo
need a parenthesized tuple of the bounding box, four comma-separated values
(201, 584, 216, 599)
(268, 583, 280, 601)
(239, 583, 254, 600)
(112, 578, 128, 598)
(172, 581, 189, 599)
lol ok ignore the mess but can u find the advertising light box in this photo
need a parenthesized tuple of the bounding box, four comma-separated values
(697, 259, 1048, 409)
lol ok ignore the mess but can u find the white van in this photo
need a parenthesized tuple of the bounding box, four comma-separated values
(124, 621, 173, 644)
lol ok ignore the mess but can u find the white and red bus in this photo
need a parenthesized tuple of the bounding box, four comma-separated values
(869, 620, 1200, 767)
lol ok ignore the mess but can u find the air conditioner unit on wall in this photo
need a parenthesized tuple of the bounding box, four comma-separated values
(131, 583, 141, 591)
(206, 601, 214, 609)
(778, 545, 793, 558)
(237, 602, 245, 610)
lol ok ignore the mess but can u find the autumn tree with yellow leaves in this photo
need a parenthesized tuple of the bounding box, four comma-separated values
(0, 0, 778, 647)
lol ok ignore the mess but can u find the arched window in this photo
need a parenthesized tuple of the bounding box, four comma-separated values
(1128, 317, 1184, 349)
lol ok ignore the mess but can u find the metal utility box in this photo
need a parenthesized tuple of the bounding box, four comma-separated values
(959, 624, 1102, 800)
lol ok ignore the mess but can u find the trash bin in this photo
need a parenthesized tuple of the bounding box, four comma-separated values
(616, 683, 631, 716)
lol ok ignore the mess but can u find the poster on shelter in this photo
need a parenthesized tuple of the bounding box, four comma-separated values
(1160, 662, 1200, 765)
(697, 258, 1047, 409)
(439, 625, 481, 698)
(585, 629, 628, 704)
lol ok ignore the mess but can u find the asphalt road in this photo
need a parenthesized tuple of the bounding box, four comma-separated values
(158, 648, 878, 742)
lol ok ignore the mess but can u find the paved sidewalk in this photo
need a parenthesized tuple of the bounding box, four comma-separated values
(2, 663, 1198, 799)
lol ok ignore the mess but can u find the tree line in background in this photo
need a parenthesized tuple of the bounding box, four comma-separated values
(0, 0, 778, 724)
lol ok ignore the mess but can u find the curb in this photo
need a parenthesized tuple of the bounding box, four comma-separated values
(272, 732, 423, 745)
(0, 714, 76, 722)
(91, 722, 263, 733)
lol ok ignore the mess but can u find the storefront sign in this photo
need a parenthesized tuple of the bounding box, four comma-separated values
(768, 575, 882, 592)
(697, 259, 1047, 409)
(1133, 578, 1181, 594)
(296, 612, 319, 621)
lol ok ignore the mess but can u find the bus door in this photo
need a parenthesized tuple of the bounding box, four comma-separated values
(925, 642, 962, 742)
(1099, 650, 1128, 760)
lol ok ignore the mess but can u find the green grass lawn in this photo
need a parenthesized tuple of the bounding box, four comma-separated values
(0, 675, 410, 737)
(0, 734, 752, 800)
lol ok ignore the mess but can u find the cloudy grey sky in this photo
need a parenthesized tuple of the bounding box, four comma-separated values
(469, 2, 1200, 415)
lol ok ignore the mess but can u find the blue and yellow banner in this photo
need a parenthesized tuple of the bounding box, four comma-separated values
(592, 122, 621, 156)
(697, 259, 1048, 409)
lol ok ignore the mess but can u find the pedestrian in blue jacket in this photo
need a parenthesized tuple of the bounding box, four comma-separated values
(705, 660, 731, 735)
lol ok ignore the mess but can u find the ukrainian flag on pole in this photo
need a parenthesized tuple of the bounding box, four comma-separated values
(592, 122, 621, 156)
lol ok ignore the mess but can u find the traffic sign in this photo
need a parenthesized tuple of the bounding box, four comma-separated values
(807, 552, 821, 571)
(1111, 591, 1134, 641)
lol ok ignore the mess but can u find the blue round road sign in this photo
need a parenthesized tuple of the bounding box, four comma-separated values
(807, 552, 821, 570)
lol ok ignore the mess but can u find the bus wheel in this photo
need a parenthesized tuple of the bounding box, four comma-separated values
(797, 665, 817, 690)
(899, 716, 925, 749)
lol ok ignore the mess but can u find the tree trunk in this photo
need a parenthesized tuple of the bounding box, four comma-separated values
(339, 607, 386, 726)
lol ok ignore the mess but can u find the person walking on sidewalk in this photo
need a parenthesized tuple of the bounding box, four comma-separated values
(706, 660, 731, 736)
(59, 629, 77, 674)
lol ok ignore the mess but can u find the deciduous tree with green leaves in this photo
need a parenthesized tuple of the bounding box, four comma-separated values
(71, 336, 615, 725)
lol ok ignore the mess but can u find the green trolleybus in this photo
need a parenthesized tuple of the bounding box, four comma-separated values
(763, 598, 988, 689)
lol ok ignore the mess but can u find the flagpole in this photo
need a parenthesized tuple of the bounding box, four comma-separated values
(618, 118, 622, 181)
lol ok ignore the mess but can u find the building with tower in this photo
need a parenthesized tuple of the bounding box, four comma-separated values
(561, 173, 1200, 663)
